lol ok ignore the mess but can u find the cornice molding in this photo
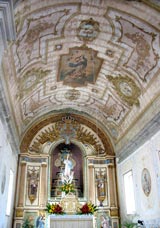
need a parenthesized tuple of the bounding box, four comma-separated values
(0, 1, 17, 154)
(0, 74, 20, 155)
(0, 0, 16, 47)
(116, 109, 160, 163)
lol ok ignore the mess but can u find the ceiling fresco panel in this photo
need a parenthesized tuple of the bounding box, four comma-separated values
(57, 46, 103, 87)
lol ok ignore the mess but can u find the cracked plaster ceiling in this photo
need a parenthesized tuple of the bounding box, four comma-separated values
(2, 0, 160, 157)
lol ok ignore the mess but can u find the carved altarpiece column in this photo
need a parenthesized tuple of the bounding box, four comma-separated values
(39, 163, 47, 207)
(18, 161, 27, 207)
(87, 158, 119, 228)
(14, 156, 48, 228)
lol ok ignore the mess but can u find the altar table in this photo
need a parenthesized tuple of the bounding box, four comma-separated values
(49, 214, 94, 228)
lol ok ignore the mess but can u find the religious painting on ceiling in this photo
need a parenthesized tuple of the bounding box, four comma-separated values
(57, 47, 103, 87)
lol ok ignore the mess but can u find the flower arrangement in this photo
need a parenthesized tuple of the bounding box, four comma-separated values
(78, 202, 98, 214)
(22, 217, 34, 228)
(60, 182, 75, 194)
(46, 203, 64, 214)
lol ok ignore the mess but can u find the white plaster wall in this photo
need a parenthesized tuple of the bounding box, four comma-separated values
(0, 119, 18, 228)
(117, 130, 160, 227)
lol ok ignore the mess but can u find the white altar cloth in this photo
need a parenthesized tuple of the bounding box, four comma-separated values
(49, 214, 93, 228)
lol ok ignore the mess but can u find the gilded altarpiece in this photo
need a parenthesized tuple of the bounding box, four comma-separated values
(14, 147, 119, 228)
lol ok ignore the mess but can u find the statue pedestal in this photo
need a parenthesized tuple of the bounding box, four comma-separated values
(60, 192, 80, 214)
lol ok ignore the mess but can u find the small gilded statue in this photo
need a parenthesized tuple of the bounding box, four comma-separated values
(27, 166, 39, 204)
(96, 169, 106, 206)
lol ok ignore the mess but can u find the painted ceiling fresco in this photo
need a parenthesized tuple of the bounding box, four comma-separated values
(2, 0, 160, 154)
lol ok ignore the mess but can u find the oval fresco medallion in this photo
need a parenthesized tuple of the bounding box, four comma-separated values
(141, 168, 151, 197)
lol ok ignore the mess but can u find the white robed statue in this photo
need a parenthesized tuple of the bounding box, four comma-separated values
(62, 154, 74, 184)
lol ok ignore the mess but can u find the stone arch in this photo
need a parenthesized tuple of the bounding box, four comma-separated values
(20, 113, 115, 157)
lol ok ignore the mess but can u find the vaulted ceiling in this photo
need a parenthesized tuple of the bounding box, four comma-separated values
(1, 0, 160, 159)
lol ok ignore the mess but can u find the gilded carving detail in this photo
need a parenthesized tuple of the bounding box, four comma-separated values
(56, 116, 80, 144)
(29, 117, 105, 155)
(76, 125, 105, 155)
(27, 166, 40, 204)
(96, 168, 107, 206)
(108, 75, 141, 106)
(29, 125, 60, 153)
(60, 194, 81, 214)
(20, 114, 114, 155)
(110, 209, 119, 216)
(16, 209, 24, 217)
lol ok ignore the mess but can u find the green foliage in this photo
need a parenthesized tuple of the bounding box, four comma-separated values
(78, 202, 98, 214)
(22, 217, 34, 228)
(121, 220, 137, 228)
(46, 203, 64, 214)
(60, 182, 75, 194)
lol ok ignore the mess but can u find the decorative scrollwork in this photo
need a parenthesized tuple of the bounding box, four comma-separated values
(108, 75, 141, 106)
(75, 125, 104, 155)
(77, 18, 100, 42)
(29, 116, 104, 155)
(29, 125, 60, 152)
(18, 68, 51, 98)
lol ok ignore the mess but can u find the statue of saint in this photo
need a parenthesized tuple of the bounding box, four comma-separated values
(96, 170, 106, 206)
(101, 216, 110, 228)
(36, 214, 45, 228)
(62, 154, 74, 183)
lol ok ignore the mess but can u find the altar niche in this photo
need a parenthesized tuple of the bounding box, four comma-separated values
(50, 143, 84, 198)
